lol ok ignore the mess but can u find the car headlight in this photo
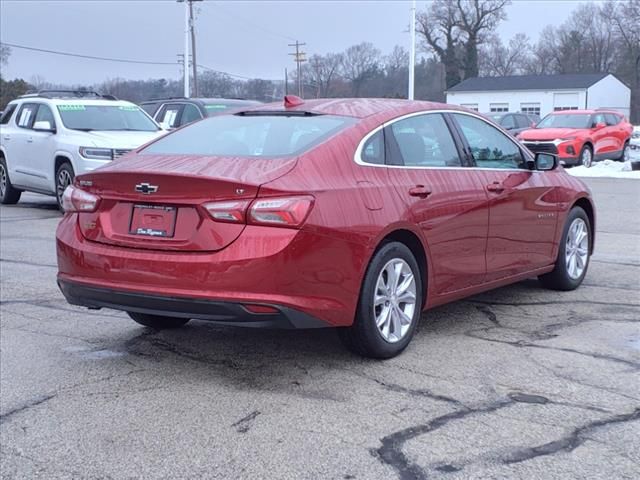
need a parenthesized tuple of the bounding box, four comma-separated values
(79, 147, 113, 160)
(552, 137, 576, 146)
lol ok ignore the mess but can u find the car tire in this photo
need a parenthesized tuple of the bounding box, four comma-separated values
(0, 157, 22, 205)
(579, 145, 593, 168)
(339, 241, 423, 359)
(56, 162, 74, 211)
(127, 312, 190, 329)
(618, 141, 630, 162)
(538, 206, 591, 291)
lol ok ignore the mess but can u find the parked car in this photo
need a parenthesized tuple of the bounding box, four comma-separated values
(0, 90, 164, 209)
(517, 109, 633, 167)
(140, 97, 261, 130)
(56, 97, 595, 359)
(484, 112, 536, 135)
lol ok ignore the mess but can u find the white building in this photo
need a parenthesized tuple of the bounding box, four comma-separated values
(446, 73, 631, 118)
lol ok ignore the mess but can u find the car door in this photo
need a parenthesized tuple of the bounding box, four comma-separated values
(383, 112, 489, 295)
(8, 102, 42, 189)
(154, 103, 184, 129)
(25, 103, 59, 192)
(590, 112, 615, 157)
(450, 112, 558, 282)
(605, 113, 625, 153)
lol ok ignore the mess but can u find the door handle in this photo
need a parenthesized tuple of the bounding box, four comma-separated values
(2, 135, 10, 141)
(408, 185, 432, 198)
(26, 137, 33, 143)
(486, 182, 505, 193)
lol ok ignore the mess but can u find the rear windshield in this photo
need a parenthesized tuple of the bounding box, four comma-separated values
(536, 114, 591, 129)
(57, 104, 159, 132)
(141, 114, 355, 157)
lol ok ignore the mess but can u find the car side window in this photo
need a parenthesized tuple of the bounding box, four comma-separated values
(34, 104, 56, 128)
(592, 113, 606, 127)
(0, 104, 18, 125)
(516, 114, 530, 128)
(179, 104, 202, 126)
(604, 114, 619, 126)
(16, 103, 39, 129)
(157, 104, 183, 128)
(453, 113, 525, 170)
(361, 129, 385, 165)
(390, 113, 461, 167)
(501, 115, 516, 130)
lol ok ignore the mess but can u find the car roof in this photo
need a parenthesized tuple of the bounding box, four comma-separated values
(548, 109, 618, 115)
(13, 97, 139, 108)
(241, 98, 464, 121)
(140, 97, 260, 106)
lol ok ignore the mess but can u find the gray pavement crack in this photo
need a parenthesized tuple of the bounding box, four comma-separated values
(0, 394, 56, 424)
(232, 410, 261, 433)
(0, 257, 57, 268)
(503, 407, 640, 464)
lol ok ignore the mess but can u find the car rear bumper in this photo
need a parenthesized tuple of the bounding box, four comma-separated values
(58, 279, 326, 329)
(56, 213, 369, 328)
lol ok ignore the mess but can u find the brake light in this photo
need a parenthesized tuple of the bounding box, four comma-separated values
(248, 195, 313, 227)
(203, 200, 250, 223)
(61, 185, 100, 213)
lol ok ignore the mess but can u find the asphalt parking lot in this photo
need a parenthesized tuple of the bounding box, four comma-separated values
(1, 177, 638, 480)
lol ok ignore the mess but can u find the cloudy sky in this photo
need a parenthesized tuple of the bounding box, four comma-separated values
(1, 0, 586, 85)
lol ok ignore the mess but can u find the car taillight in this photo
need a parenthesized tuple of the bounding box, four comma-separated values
(248, 196, 314, 228)
(62, 185, 100, 213)
(203, 200, 250, 223)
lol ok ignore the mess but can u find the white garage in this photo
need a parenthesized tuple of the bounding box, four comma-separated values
(446, 73, 631, 118)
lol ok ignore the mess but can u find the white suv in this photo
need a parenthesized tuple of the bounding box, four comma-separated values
(0, 91, 164, 209)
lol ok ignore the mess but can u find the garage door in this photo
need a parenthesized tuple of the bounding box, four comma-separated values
(553, 93, 580, 111)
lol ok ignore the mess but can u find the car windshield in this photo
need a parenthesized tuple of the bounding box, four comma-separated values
(57, 104, 159, 131)
(141, 113, 355, 157)
(536, 113, 591, 129)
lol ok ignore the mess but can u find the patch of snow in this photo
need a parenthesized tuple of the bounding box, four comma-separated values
(567, 159, 640, 179)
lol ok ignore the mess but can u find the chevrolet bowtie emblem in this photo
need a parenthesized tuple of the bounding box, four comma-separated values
(135, 183, 158, 194)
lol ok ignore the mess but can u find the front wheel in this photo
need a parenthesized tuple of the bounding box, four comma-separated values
(539, 207, 591, 291)
(127, 312, 190, 329)
(56, 162, 74, 211)
(339, 242, 423, 359)
(579, 145, 593, 168)
(0, 157, 22, 205)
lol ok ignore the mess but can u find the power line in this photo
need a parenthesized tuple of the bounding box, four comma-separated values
(0, 42, 177, 66)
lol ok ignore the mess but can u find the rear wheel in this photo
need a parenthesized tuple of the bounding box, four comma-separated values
(579, 145, 593, 168)
(539, 207, 591, 291)
(127, 312, 190, 329)
(339, 242, 423, 359)
(0, 157, 22, 205)
(56, 162, 74, 211)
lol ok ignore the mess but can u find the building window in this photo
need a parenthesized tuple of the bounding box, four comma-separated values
(520, 103, 541, 116)
(553, 106, 579, 111)
(489, 103, 509, 113)
(461, 103, 478, 111)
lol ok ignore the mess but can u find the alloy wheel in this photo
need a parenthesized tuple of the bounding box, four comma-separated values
(373, 258, 417, 343)
(0, 163, 6, 197)
(581, 148, 592, 168)
(56, 168, 72, 206)
(565, 218, 589, 280)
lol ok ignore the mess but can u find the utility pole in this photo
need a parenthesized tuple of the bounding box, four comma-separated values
(288, 41, 307, 97)
(408, 0, 416, 100)
(178, 0, 202, 98)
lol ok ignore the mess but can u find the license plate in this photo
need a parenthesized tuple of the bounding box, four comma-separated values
(129, 204, 177, 238)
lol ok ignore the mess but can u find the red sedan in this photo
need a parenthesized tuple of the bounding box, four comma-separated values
(517, 109, 633, 167)
(56, 98, 595, 358)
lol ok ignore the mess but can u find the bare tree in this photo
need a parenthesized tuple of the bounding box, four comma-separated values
(455, 0, 511, 79)
(480, 33, 531, 76)
(417, 0, 461, 88)
(340, 42, 381, 96)
(306, 53, 343, 98)
(523, 27, 558, 75)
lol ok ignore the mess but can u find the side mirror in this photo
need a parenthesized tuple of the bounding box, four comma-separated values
(535, 152, 557, 171)
(33, 120, 56, 133)
(595, 122, 606, 130)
